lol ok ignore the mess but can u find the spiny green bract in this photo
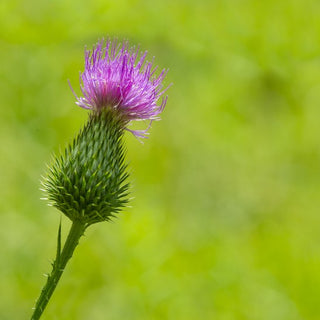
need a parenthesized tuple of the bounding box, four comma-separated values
(43, 110, 130, 225)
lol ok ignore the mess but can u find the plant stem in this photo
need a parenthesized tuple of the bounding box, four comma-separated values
(30, 220, 87, 320)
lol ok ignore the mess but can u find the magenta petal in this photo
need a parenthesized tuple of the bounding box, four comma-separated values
(73, 39, 170, 137)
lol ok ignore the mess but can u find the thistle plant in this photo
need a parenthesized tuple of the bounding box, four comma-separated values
(30, 39, 169, 320)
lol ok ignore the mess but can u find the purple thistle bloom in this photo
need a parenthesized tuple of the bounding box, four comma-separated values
(71, 39, 169, 138)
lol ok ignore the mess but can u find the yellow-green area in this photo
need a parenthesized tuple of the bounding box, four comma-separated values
(1, 1, 320, 319)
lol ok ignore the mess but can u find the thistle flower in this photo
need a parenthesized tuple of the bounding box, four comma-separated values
(71, 39, 169, 137)
(31, 39, 169, 320)
(44, 39, 169, 225)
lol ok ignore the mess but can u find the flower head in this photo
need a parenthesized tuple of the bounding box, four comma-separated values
(71, 39, 169, 137)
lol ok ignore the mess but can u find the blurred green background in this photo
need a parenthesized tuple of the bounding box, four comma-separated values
(1, 0, 320, 319)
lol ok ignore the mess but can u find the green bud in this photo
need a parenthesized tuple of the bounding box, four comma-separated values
(43, 110, 130, 226)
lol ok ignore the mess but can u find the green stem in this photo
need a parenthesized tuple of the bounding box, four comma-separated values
(30, 220, 87, 320)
